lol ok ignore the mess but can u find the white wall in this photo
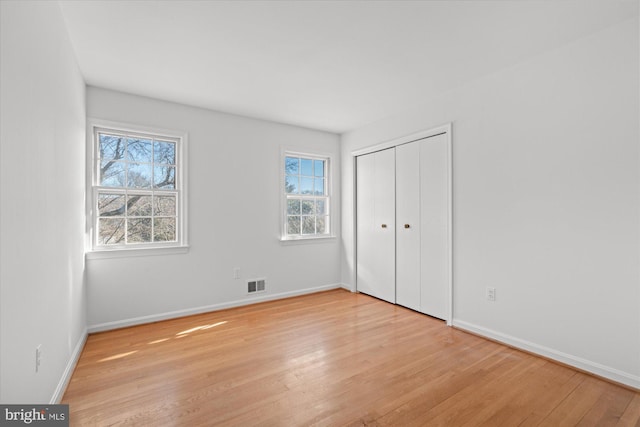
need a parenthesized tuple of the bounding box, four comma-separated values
(341, 16, 640, 387)
(86, 87, 341, 330)
(0, 1, 87, 403)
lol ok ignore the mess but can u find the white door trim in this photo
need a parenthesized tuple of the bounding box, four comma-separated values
(352, 123, 451, 156)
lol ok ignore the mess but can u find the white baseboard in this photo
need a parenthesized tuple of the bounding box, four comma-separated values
(453, 319, 640, 390)
(88, 283, 344, 333)
(51, 328, 88, 404)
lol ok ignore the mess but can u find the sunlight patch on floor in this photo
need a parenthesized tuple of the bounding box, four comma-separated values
(176, 321, 227, 336)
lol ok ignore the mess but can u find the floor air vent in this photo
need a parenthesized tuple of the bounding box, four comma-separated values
(248, 279, 266, 294)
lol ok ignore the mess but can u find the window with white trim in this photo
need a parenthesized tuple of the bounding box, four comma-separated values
(283, 153, 331, 239)
(90, 124, 186, 250)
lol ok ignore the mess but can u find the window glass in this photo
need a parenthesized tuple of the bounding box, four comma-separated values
(300, 177, 314, 195)
(127, 138, 153, 162)
(93, 127, 183, 249)
(283, 153, 330, 239)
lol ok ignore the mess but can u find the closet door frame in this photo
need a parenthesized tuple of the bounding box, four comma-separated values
(352, 123, 453, 326)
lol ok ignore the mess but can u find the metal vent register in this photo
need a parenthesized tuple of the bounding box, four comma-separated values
(248, 279, 266, 294)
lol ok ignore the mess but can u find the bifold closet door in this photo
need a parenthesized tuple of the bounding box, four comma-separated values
(396, 133, 449, 319)
(395, 141, 421, 311)
(356, 148, 396, 304)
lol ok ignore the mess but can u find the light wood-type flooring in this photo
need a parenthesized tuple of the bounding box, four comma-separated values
(63, 289, 640, 426)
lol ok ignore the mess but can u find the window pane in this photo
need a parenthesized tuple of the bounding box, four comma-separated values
(99, 134, 125, 161)
(127, 218, 152, 243)
(128, 163, 152, 188)
(127, 195, 152, 216)
(300, 177, 313, 194)
(100, 161, 125, 187)
(154, 166, 175, 189)
(314, 160, 324, 177)
(317, 216, 328, 234)
(316, 199, 326, 215)
(127, 138, 153, 162)
(301, 200, 314, 215)
(301, 159, 313, 176)
(98, 193, 125, 217)
(287, 199, 300, 215)
(154, 140, 175, 165)
(314, 178, 325, 195)
(94, 126, 183, 249)
(287, 216, 300, 234)
(285, 175, 299, 194)
(302, 216, 315, 234)
(98, 218, 125, 245)
(154, 218, 176, 242)
(285, 157, 299, 175)
(154, 195, 176, 216)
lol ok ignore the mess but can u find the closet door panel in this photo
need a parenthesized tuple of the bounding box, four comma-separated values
(420, 134, 449, 319)
(356, 154, 376, 299)
(395, 142, 421, 311)
(356, 149, 396, 303)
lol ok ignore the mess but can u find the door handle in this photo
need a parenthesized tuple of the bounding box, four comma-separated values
(404, 224, 410, 229)
(381, 224, 387, 228)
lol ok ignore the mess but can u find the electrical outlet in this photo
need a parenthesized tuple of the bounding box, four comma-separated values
(486, 287, 496, 302)
(233, 268, 241, 279)
(35, 345, 42, 373)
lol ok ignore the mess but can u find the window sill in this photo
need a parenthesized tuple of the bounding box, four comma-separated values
(86, 245, 190, 260)
(279, 235, 337, 245)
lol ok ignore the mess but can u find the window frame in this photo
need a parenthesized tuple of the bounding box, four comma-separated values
(87, 119, 188, 257)
(280, 149, 334, 242)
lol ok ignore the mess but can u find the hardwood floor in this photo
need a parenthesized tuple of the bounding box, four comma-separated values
(63, 289, 639, 426)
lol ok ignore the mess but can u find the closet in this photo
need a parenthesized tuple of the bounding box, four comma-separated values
(356, 131, 450, 320)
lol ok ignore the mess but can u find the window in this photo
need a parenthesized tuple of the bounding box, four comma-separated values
(89, 122, 187, 252)
(283, 152, 331, 239)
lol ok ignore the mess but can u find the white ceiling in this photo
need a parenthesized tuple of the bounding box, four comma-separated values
(58, 1, 636, 134)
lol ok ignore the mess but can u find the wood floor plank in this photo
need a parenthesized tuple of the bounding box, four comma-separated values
(617, 393, 640, 426)
(537, 376, 630, 426)
(577, 380, 635, 426)
(62, 289, 640, 426)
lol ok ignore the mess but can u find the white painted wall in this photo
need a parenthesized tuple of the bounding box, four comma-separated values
(86, 88, 341, 330)
(0, 1, 87, 403)
(341, 16, 640, 387)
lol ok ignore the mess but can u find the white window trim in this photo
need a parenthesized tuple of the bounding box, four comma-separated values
(280, 147, 335, 242)
(86, 118, 189, 258)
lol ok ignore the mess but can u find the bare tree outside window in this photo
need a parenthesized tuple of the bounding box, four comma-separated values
(95, 130, 179, 246)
